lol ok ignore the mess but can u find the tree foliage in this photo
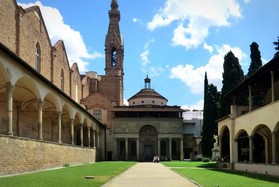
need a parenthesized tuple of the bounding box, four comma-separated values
(219, 51, 244, 117)
(202, 72, 220, 157)
(247, 42, 262, 77)
(273, 36, 279, 57)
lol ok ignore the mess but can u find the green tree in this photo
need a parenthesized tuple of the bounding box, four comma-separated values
(219, 51, 244, 117)
(247, 42, 262, 77)
(273, 36, 279, 57)
(202, 72, 220, 157)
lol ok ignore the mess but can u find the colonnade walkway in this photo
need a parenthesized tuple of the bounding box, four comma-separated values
(102, 162, 198, 187)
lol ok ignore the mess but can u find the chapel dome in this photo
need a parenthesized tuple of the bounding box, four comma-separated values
(128, 76, 168, 106)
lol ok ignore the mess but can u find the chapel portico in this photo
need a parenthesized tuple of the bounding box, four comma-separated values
(112, 77, 184, 161)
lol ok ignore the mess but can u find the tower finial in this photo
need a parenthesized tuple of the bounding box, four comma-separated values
(144, 75, 151, 89)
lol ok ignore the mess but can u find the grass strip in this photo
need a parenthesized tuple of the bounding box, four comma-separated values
(0, 161, 136, 187)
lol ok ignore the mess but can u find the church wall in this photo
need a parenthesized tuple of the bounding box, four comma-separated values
(52, 41, 71, 96)
(0, 0, 17, 53)
(82, 76, 90, 99)
(98, 75, 122, 105)
(70, 64, 82, 103)
(18, 8, 52, 80)
(0, 136, 96, 175)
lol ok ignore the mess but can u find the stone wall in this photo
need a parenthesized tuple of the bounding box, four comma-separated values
(0, 136, 96, 176)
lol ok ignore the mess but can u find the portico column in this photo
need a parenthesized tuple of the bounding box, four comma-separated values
(272, 132, 276, 164)
(6, 83, 14, 136)
(70, 119, 74, 145)
(249, 136, 253, 163)
(157, 138, 161, 157)
(88, 127, 91, 147)
(94, 130, 97, 148)
(169, 138, 172, 160)
(37, 100, 43, 140)
(80, 125, 83, 146)
(97, 130, 100, 148)
(136, 138, 140, 161)
(125, 138, 128, 160)
(180, 138, 184, 161)
(57, 111, 62, 144)
(93, 130, 96, 148)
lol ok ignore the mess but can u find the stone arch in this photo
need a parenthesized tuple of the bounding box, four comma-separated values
(0, 62, 11, 135)
(13, 76, 40, 139)
(42, 93, 60, 142)
(236, 129, 249, 162)
(61, 103, 72, 144)
(139, 125, 158, 161)
(252, 124, 272, 163)
(73, 112, 82, 146)
(83, 118, 90, 147)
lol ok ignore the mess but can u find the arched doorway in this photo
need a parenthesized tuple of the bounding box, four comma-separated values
(221, 126, 230, 162)
(237, 131, 249, 162)
(139, 125, 158, 161)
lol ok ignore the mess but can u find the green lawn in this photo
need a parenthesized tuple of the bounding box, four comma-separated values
(162, 161, 279, 187)
(0, 161, 136, 187)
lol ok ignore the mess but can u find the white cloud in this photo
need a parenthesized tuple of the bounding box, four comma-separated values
(170, 44, 247, 94)
(18, 1, 104, 73)
(140, 39, 155, 67)
(203, 42, 214, 53)
(147, 0, 242, 49)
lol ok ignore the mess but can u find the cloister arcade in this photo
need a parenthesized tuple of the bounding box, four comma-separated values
(0, 46, 103, 150)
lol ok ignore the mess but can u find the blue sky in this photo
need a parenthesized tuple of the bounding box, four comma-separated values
(18, 0, 279, 110)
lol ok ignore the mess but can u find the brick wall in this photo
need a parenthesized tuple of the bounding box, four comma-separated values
(0, 0, 17, 53)
(0, 136, 96, 175)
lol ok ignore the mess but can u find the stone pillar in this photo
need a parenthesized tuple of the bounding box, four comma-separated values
(180, 138, 184, 161)
(57, 111, 62, 144)
(80, 125, 83, 147)
(94, 130, 97, 148)
(97, 130, 100, 148)
(136, 138, 140, 161)
(272, 132, 277, 164)
(169, 137, 172, 160)
(125, 138, 128, 160)
(249, 136, 253, 163)
(271, 71, 275, 102)
(37, 99, 43, 140)
(6, 83, 14, 136)
(88, 127, 91, 148)
(70, 119, 74, 145)
(157, 138, 161, 157)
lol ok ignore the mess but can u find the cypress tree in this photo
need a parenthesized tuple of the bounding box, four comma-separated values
(247, 42, 262, 77)
(219, 51, 244, 117)
(202, 72, 220, 157)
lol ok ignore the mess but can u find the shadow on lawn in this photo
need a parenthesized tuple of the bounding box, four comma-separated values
(207, 168, 279, 184)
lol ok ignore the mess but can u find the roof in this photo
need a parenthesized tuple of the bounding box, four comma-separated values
(128, 88, 168, 102)
(225, 55, 279, 97)
(112, 105, 184, 112)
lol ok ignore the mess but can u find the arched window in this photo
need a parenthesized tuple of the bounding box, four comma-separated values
(35, 43, 41, 73)
(61, 69, 64, 91)
(111, 48, 117, 67)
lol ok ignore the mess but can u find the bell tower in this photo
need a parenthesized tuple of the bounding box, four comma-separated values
(103, 0, 124, 106)
(105, 0, 124, 77)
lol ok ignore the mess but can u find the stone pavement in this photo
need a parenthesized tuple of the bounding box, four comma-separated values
(102, 162, 198, 187)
